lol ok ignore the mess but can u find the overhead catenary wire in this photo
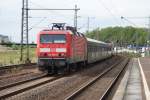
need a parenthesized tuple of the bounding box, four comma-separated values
(29, 1, 75, 21)
(97, 0, 121, 26)
(28, 17, 47, 31)
(121, 16, 138, 27)
(125, 17, 149, 19)
(108, 0, 121, 18)
(19, 1, 79, 33)
(29, 1, 81, 31)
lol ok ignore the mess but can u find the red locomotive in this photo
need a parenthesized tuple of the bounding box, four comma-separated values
(36, 23, 113, 73)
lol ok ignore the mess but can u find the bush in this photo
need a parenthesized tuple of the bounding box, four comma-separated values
(12, 44, 20, 50)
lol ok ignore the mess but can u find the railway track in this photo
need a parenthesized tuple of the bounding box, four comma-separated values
(4, 56, 122, 100)
(0, 73, 47, 90)
(0, 63, 37, 76)
(65, 58, 129, 100)
(0, 71, 34, 80)
(0, 74, 63, 99)
(0, 63, 36, 70)
(0, 56, 126, 100)
(0, 63, 36, 72)
(100, 58, 129, 100)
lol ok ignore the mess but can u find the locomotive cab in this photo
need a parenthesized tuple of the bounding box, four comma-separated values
(38, 33, 68, 70)
(37, 23, 72, 73)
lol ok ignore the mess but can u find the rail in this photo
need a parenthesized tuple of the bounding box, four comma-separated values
(100, 58, 129, 100)
(65, 58, 129, 100)
(0, 75, 63, 99)
(0, 73, 47, 90)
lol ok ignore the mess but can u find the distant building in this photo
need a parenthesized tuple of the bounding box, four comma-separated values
(0, 34, 10, 43)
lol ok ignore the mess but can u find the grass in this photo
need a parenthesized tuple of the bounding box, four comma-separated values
(0, 48, 37, 66)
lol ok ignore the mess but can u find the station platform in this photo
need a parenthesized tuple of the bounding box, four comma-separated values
(112, 57, 150, 100)
(138, 57, 150, 100)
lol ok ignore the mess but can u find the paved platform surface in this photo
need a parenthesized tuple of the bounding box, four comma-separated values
(139, 57, 150, 89)
(113, 58, 144, 100)
(139, 57, 150, 99)
(124, 58, 142, 100)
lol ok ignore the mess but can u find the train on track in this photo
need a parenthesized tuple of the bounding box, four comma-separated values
(36, 23, 113, 74)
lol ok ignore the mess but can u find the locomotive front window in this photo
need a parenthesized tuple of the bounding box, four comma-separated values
(40, 34, 66, 43)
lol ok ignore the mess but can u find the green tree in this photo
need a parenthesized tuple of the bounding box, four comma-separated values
(85, 26, 148, 46)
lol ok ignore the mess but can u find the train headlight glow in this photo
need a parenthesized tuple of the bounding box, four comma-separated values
(40, 48, 50, 52)
(56, 48, 66, 52)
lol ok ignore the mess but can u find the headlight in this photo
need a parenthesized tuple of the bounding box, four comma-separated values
(56, 48, 66, 52)
(40, 48, 50, 52)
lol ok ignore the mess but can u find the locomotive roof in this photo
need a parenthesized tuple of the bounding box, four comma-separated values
(40, 29, 74, 34)
(40, 29, 85, 37)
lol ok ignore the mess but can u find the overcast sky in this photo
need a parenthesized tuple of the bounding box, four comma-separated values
(0, 0, 150, 43)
